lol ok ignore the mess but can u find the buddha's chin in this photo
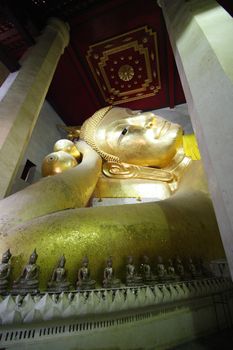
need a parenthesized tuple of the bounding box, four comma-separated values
(152, 146, 182, 168)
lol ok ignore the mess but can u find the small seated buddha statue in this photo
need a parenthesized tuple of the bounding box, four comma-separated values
(0, 249, 12, 294)
(157, 256, 167, 281)
(197, 258, 212, 277)
(103, 256, 121, 288)
(166, 258, 180, 281)
(175, 256, 185, 280)
(140, 255, 158, 285)
(76, 256, 96, 290)
(187, 257, 201, 279)
(13, 249, 40, 294)
(47, 255, 70, 292)
(126, 256, 143, 286)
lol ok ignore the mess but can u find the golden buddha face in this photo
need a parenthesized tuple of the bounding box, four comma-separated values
(95, 110, 183, 168)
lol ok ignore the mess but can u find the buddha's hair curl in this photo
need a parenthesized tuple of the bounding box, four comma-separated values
(79, 106, 120, 163)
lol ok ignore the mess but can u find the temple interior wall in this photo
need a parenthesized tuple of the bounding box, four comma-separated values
(10, 101, 65, 195)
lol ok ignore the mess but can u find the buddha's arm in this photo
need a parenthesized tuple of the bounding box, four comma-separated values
(51, 269, 56, 282)
(64, 270, 67, 280)
(34, 266, 40, 279)
(0, 142, 102, 233)
(6, 265, 11, 279)
(78, 269, 83, 282)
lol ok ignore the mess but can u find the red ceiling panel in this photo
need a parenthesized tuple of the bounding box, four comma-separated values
(47, 0, 185, 124)
(2, 0, 233, 125)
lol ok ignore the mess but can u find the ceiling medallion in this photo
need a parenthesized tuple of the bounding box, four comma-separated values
(118, 64, 134, 81)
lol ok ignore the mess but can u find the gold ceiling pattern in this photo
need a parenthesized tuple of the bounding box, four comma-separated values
(86, 26, 161, 104)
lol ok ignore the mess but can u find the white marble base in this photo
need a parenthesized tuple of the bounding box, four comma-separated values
(0, 278, 232, 350)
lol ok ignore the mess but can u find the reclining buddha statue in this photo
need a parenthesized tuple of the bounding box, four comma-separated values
(0, 106, 225, 288)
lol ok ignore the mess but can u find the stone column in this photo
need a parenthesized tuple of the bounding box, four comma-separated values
(0, 18, 69, 198)
(158, 0, 233, 278)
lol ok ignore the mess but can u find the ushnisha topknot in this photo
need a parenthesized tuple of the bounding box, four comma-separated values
(30, 249, 38, 260)
(59, 254, 66, 264)
(79, 106, 120, 163)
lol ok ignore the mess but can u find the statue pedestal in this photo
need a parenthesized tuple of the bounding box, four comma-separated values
(12, 286, 39, 295)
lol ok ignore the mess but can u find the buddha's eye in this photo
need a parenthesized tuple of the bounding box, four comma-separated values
(145, 117, 157, 128)
(121, 127, 128, 135)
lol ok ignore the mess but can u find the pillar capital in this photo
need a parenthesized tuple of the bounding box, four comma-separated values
(157, 0, 163, 8)
(47, 17, 70, 51)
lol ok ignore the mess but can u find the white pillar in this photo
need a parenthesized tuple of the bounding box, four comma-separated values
(0, 18, 69, 198)
(159, 0, 233, 278)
